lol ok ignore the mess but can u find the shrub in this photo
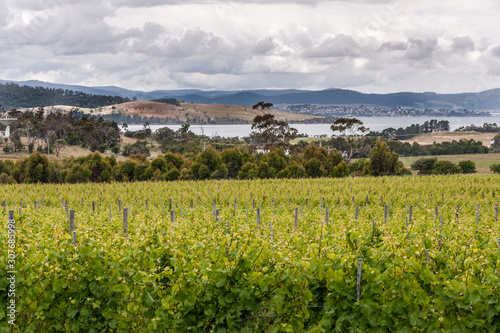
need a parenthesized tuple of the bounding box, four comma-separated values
(122, 141, 150, 156)
(65, 165, 91, 183)
(411, 157, 437, 175)
(0, 172, 16, 184)
(331, 161, 349, 178)
(24, 152, 51, 183)
(238, 162, 257, 180)
(256, 162, 276, 179)
(365, 139, 400, 176)
(490, 163, 500, 174)
(0, 160, 14, 175)
(152, 169, 165, 181)
(134, 163, 150, 181)
(458, 160, 476, 174)
(286, 163, 306, 179)
(211, 164, 228, 180)
(99, 144, 108, 153)
(15, 140, 24, 151)
(180, 168, 191, 180)
(3, 143, 13, 153)
(304, 158, 325, 178)
(165, 168, 181, 181)
(432, 160, 460, 175)
(221, 148, 244, 178)
(276, 168, 290, 179)
(151, 157, 168, 172)
(164, 153, 184, 170)
(348, 158, 366, 174)
(397, 165, 413, 176)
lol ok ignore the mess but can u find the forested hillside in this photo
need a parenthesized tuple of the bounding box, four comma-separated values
(0, 83, 131, 109)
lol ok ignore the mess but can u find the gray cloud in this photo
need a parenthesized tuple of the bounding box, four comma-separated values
(492, 46, 500, 58)
(379, 41, 407, 52)
(160, 28, 236, 58)
(405, 38, 438, 60)
(1, 0, 499, 93)
(302, 34, 360, 58)
(117, 0, 394, 6)
(0, 2, 9, 26)
(254, 37, 278, 55)
(451, 36, 475, 52)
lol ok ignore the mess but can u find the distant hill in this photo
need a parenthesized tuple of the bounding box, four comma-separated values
(1, 79, 499, 110)
(0, 79, 117, 97)
(178, 88, 500, 110)
(0, 82, 130, 109)
(97, 101, 318, 123)
(20, 101, 318, 125)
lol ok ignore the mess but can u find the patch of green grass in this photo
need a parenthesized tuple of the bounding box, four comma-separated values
(291, 137, 325, 144)
(78, 108, 93, 114)
(399, 153, 500, 174)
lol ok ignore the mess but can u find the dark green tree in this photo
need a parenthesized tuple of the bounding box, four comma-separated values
(286, 163, 307, 178)
(238, 162, 257, 180)
(304, 158, 325, 178)
(411, 157, 438, 175)
(458, 160, 476, 174)
(331, 161, 349, 178)
(221, 148, 244, 178)
(24, 152, 51, 183)
(364, 139, 401, 176)
(490, 163, 500, 174)
(190, 146, 220, 180)
(432, 160, 460, 175)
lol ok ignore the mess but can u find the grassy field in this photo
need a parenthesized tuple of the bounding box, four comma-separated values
(399, 153, 500, 174)
(98, 101, 319, 122)
(294, 131, 497, 146)
(400, 131, 496, 145)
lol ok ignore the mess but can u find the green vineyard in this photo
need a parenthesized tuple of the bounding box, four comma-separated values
(1, 175, 500, 332)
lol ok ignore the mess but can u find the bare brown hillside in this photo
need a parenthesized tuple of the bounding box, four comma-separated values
(98, 101, 318, 122)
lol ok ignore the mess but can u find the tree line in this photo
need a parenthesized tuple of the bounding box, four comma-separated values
(2, 108, 120, 154)
(0, 138, 411, 185)
(0, 83, 131, 109)
(367, 119, 450, 140)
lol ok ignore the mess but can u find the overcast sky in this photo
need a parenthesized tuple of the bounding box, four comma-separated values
(1, 0, 500, 93)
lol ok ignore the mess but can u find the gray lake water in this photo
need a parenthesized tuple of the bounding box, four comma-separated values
(126, 115, 500, 138)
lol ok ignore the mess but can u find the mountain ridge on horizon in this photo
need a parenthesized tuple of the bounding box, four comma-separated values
(1, 79, 499, 110)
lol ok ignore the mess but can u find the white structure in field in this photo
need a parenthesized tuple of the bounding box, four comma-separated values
(0, 113, 18, 139)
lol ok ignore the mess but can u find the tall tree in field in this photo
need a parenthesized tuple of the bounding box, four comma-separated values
(330, 117, 369, 163)
(251, 102, 297, 150)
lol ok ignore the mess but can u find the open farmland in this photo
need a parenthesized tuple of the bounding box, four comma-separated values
(399, 153, 500, 175)
(400, 131, 496, 146)
(1, 175, 500, 332)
